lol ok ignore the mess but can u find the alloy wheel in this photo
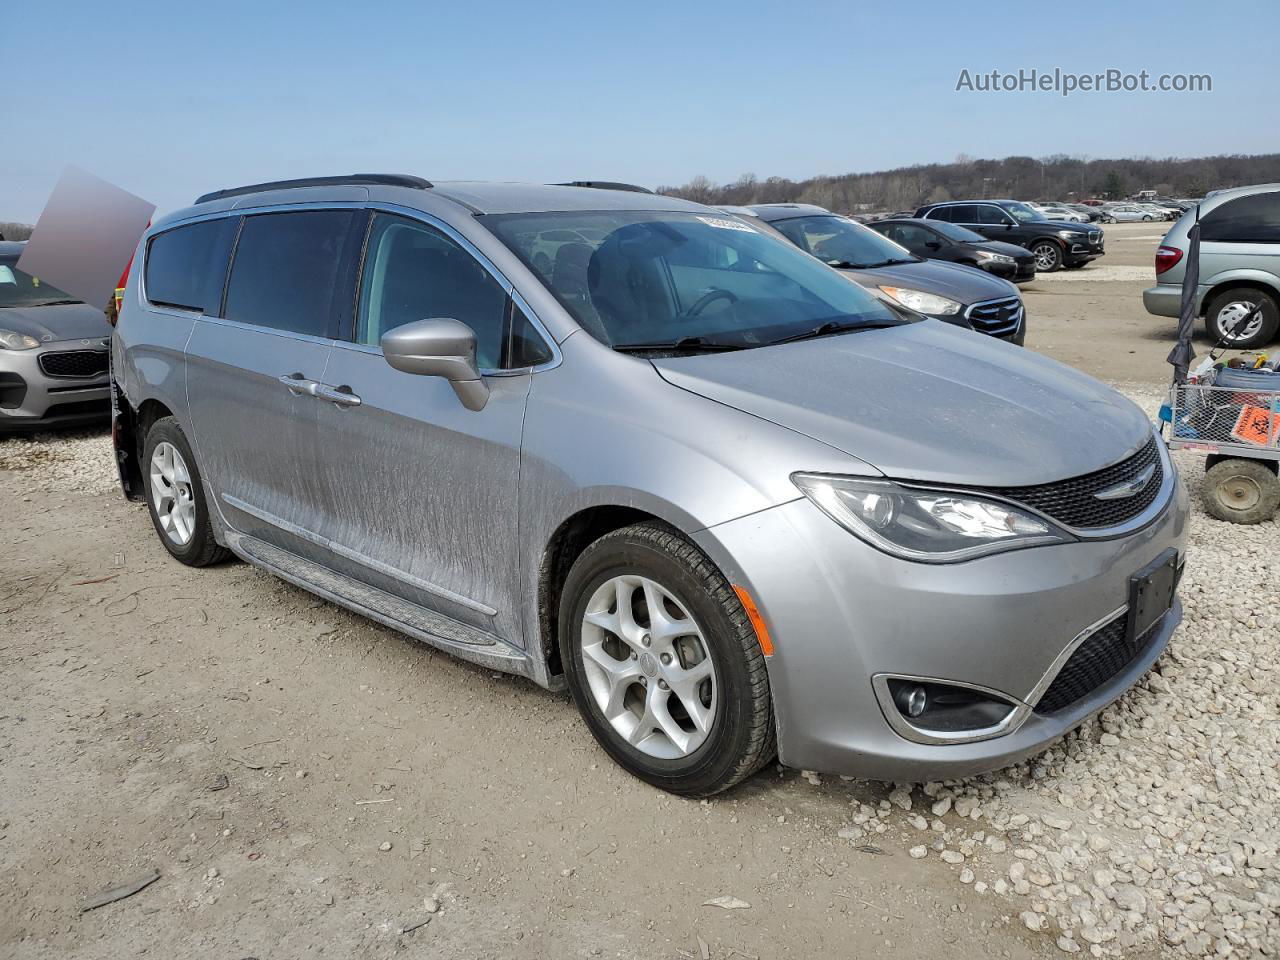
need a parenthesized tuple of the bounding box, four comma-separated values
(580, 574, 718, 760)
(149, 441, 197, 546)
(1033, 242, 1061, 271)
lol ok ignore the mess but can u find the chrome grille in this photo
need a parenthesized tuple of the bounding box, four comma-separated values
(987, 437, 1164, 529)
(965, 296, 1022, 336)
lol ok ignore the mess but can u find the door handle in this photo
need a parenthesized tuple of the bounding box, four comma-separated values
(315, 384, 362, 408)
(279, 374, 320, 396)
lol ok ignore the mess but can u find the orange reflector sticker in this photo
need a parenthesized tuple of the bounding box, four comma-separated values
(732, 585, 774, 656)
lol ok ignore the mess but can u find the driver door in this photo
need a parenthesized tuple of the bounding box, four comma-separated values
(310, 211, 550, 645)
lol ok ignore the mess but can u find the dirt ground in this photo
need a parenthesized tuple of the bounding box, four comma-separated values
(4, 221, 1266, 960)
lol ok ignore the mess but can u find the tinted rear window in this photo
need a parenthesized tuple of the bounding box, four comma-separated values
(145, 218, 238, 313)
(1200, 192, 1280, 243)
(224, 210, 356, 337)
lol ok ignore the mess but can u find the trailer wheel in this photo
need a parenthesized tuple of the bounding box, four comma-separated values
(1202, 458, 1280, 524)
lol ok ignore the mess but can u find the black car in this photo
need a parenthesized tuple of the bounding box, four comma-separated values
(868, 218, 1036, 282)
(741, 204, 1027, 343)
(913, 199, 1105, 272)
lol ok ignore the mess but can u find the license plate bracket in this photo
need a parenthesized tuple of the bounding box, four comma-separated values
(1128, 549, 1178, 642)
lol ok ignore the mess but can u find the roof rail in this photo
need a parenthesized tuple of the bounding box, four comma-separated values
(195, 174, 433, 205)
(554, 181, 654, 195)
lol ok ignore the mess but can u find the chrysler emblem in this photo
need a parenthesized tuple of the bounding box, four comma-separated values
(1094, 464, 1156, 501)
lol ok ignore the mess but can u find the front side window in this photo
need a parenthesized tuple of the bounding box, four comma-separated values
(356, 213, 514, 369)
(0, 257, 80, 309)
(1200, 192, 1280, 243)
(772, 215, 918, 269)
(145, 217, 238, 314)
(975, 205, 1012, 225)
(1003, 202, 1041, 223)
(927, 221, 988, 243)
(483, 210, 910, 350)
(877, 223, 939, 252)
(224, 210, 356, 337)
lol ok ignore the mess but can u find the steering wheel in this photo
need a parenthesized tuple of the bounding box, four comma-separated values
(685, 288, 739, 317)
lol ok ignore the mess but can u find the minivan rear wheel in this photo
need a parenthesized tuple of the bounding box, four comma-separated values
(559, 522, 775, 796)
(142, 417, 230, 566)
(1031, 241, 1063, 272)
(1205, 288, 1279, 349)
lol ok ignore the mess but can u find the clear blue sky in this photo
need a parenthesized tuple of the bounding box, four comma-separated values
(4, 0, 1277, 221)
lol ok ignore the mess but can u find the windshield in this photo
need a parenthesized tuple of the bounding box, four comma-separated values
(1005, 202, 1041, 223)
(483, 211, 910, 350)
(771, 215, 919, 269)
(927, 221, 988, 243)
(0, 258, 82, 308)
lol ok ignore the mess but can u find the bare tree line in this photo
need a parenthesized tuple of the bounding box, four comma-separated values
(659, 153, 1280, 213)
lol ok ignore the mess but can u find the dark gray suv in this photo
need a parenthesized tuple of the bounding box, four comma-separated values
(741, 204, 1027, 343)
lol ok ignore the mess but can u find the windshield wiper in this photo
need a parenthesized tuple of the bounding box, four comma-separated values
(763, 319, 898, 346)
(612, 336, 746, 355)
(823, 259, 872, 269)
(28, 299, 83, 307)
(855, 258, 918, 268)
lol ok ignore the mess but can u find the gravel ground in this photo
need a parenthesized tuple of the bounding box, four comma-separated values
(1, 380, 1276, 959)
(824, 384, 1278, 959)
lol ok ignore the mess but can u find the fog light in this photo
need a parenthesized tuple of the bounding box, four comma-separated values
(877, 675, 1025, 745)
(895, 684, 928, 718)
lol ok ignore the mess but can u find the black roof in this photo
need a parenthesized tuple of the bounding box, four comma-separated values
(553, 181, 653, 194)
(195, 173, 433, 204)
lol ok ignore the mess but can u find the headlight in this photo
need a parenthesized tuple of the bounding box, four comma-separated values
(792, 474, 1072, 562)
(975, 251, 1016, 265)
(877, 285, 962, 316)
(0, 328, 40, 351)
(1057, 230, 1085, 240)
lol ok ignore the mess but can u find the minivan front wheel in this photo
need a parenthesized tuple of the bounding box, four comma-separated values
(1205, 288, 1279, 349)
(1031, 240, 1063, 272)
(560, 522, 775, 796)
(143, 417, 230, 566)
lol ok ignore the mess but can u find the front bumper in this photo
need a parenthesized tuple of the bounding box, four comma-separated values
(0, 343, 110, 430)
(694, 454, 1189, 782)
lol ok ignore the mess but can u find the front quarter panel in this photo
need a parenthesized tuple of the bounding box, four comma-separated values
(517, 332, 879, 671)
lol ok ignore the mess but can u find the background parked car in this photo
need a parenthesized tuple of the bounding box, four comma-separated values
(1038, 205, 1089, 223)
(868, 217, 1036, 282)
(1105, 204, 1158, 222)
(914, 199, 1106, 272)
(0, 240, 112, 431)
(742, 204, 1027, 342)
(1064, 203, 1110, 223)
(1144, 183, 1280, 348)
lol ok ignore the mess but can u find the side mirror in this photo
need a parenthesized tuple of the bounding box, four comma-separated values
(381, 318, 489, 411)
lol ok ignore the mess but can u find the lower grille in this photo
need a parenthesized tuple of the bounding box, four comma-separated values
(1035, 613, 1161, 714)
(966, 296, 1022, 335)
(39, 350, 108, 379)
(988, 436, 1163, 529)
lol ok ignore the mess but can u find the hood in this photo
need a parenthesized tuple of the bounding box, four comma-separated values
(966, 239, 1035, 260)
(839, 259, 1017, 305)
(651, 321, 1152, 487)
(0, 303, 111, 343)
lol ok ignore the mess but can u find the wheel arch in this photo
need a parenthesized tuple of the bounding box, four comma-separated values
(536, 504, 680, 681)
(1200, 276, 1280, 314)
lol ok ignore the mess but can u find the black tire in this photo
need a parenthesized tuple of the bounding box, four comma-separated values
(142, 417, 230, 566)
(1030, 240, 1063, 272)
(1204, 288, 1280, 350)
(1202, 458, 1280, 524)
(559, 522, 775, 796)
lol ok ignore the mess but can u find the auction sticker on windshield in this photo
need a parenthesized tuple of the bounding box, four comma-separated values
(697, 216, 755, 232)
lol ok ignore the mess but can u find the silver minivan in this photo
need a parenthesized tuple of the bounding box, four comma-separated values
(1144, 183, 1280, 349)
(113, 176, 1188, 796)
